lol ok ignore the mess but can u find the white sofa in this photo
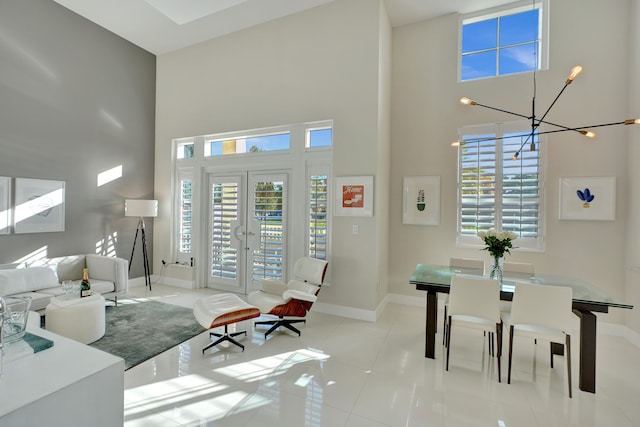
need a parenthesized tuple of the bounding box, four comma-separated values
(0, 254, 128, 311)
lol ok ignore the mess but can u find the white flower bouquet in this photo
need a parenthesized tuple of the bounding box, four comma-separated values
(477, 229, 517, 258)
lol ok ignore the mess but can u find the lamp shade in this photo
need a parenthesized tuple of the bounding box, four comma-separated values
(125, 199, 158, 218)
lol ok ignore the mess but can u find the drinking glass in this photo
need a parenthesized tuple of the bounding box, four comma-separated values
(62, 280, 73, 294)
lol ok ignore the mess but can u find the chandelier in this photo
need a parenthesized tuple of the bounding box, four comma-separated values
(452, 65, 640, 160)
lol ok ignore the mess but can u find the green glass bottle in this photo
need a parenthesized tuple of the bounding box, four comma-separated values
(80, 268, 91, 298)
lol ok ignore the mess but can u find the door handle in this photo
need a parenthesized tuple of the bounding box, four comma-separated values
(232, 223, 246, 240)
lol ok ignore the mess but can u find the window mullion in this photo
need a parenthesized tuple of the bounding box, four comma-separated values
(494, 128, 503, 228)
(495, 16, 501, 77)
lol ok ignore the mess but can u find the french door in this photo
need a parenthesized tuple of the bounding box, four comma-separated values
(207, 171, 288, 294)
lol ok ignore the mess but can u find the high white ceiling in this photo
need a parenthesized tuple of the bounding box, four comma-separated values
(53, 0, 517, 55)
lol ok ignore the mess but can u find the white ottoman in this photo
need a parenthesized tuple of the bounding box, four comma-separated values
(193, 293, 260, 353)
(45, 293, 105, 344)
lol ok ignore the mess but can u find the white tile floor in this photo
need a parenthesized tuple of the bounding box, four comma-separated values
(122, 285, 640, 427)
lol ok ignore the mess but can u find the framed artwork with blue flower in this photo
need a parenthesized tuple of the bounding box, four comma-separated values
(559, 177, 616, 221)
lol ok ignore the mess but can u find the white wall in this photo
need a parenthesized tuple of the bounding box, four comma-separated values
(390, 0, 634, 325)
(154, 0, 391, 312)
(376, 2, 392, 304)
(626, 0, 640, 332)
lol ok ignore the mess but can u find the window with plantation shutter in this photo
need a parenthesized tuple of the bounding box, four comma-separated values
(175, 168, 193, 263)
(179, 178, 192, 253)
(457, 121, 544, 250)
(251, 177, 285, 282)
(308, 174, 328, 260)
(210, 180, 239, 279)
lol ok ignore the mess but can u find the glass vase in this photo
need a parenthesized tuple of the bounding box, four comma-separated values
(490, 255, 504, 282)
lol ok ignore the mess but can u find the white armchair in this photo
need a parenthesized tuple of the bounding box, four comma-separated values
(247, 257, 328, 338)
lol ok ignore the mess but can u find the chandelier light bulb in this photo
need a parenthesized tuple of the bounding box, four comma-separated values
(624, 118, 640, 125)
(580, 130, 596, 138)
(566, 65, 583, 84)
(460, 97, 476, 106)
(512, 152, 519, 160)
(451, 140, 464, 147)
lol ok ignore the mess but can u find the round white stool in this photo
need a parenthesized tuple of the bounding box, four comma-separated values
(45, 293, 105, 344)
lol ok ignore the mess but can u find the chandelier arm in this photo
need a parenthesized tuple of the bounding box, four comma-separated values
(535, 82, 571, 128)
(459, 120, 631, 145)
(568, 121, 627, 130)
(473, 102, 530, 120)
(474, 99, 589, 137)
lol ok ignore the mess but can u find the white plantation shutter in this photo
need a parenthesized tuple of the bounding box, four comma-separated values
(210, 181, 239, 279)
(251, 178, 285, 281)
(175, 168, 193, 263)
(460, 135, 497, 236)
(308, 174, 328, 260)
(502, 133, 541, 240)
(458, 122, 544, 250)
(178, 178, 192, 253)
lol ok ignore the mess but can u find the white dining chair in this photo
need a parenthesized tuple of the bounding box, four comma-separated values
(445, 275, 503, 382)
(443, 258, 485, 345)
(449, 257, 485, 272)
(500, 261, 535, 316)
(507, 282, 573, 397)
(503, 261, 535, 275)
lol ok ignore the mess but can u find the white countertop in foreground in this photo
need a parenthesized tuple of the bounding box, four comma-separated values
(0, 324, 124, 425)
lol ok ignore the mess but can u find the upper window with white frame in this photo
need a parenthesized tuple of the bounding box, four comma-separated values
(457, 121, 544, 251)
(205, 132, 291, 157)
(176, 138, 195, 159)
(459, 0, 548, 81)
(307, 127, 332, 149)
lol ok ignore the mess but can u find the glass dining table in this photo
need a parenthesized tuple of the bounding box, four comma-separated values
(410, 263, 634, 394)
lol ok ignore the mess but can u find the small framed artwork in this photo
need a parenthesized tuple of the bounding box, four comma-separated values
(14, 178, 66, 233)
(559, 176, 616, 221)
(403, 176, 441, 225)
(0, 177, 11, 235)
(334, 176, 374, 217)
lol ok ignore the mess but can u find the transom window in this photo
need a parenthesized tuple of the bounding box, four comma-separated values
(457, 122, 544, 251)
(176, 139, 195, 159)
(205, 132, 290, 156)
(459, 0, 548, 81)
(307, 128, 332, 148)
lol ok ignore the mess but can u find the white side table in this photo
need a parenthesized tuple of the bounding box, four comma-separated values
(45, 293, 105, 344)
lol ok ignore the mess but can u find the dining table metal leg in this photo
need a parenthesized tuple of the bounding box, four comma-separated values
(425, 289, 437, 358)
(574, 308, 597, 393)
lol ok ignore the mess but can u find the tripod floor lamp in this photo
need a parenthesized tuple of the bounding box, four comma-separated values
(125, 199, 158, 290)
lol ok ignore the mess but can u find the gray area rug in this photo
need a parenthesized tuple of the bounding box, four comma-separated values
(89, 300, 205, 370)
